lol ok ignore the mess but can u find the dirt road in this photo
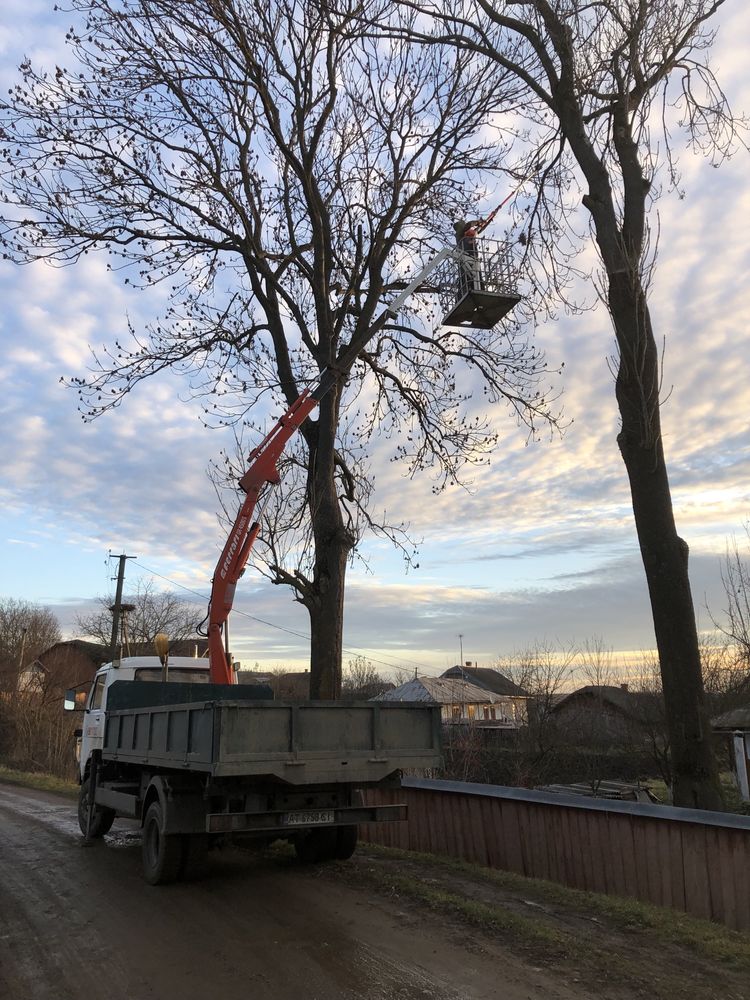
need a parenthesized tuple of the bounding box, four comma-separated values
(2, 782, 748, 1000)
(0, 782, 590, 1000)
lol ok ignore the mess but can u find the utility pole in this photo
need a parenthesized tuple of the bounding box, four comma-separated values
(109, 552, 136, 659)
(18, 626, 28, 670)
(458, 633, 464, 667)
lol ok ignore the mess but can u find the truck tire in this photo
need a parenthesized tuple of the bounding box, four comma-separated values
(77, 778, 115, 838)
(179, 834, 209, 881)
(295, 828, 337, 864)
(142, 801, 183, 885)
(335, 824, 358, 860)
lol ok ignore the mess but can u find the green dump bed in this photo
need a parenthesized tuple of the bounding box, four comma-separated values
(102, 681, 442, 785)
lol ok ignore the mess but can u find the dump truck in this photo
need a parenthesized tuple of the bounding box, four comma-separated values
(67, 655, 441, 884)
(66, 261, 519, 881)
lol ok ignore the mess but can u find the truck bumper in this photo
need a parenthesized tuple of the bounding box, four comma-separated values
(207, 803, 407, 834)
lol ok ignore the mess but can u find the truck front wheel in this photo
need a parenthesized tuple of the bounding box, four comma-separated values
(77, 778, 115, 838)
(142, 801, 183, 885)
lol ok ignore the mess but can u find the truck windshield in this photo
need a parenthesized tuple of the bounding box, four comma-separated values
(134, 668, 211, 683)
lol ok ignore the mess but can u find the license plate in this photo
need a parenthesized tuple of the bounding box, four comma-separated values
(284, 809, 334, 826)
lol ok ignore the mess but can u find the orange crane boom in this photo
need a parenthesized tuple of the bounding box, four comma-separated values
(206, 387, 320, 683)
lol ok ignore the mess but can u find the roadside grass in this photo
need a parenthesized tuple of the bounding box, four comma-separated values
(355, 844, 750, 973)
(649, 773, 750, 815)
(0, 763, 78, 799)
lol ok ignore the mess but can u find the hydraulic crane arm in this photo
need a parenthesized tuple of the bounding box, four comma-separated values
(206, 387, 324, 683)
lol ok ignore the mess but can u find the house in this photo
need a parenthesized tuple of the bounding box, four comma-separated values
(375, 675, 524, 727)
(32, 639, 110, 691)
(712, 706, 750, 802)
(441, 665, 529, 723)
(550, 684, 648, 744)
(17, 660, 47, 694)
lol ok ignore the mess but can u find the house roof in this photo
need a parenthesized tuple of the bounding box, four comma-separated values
(37, 638, 207, 664)
(375, 676, 508, 705)
(552, 685, 640, 717)
(39, 638, 108, 659)
(441, 665, 529, 697)
(712, 707, 750, 731)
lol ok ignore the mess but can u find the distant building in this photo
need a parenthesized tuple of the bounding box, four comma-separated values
(17, 660, 47, 694)
(238, 669, 310, 701)
(375, 675, 525, 728)
(551, 684, 646, 744)
(440, 665, 529, 724)
(19, 638, 208, 697)
(441, 664, 528, 698)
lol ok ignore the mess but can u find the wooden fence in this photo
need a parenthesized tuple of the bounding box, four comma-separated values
(361, 778, 750, 931)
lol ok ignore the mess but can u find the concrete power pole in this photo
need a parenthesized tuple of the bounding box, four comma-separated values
(109, 552, 136, 659)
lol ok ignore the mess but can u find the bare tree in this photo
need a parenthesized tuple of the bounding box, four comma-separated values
(1, 0, 560, 700)
(0, 598, 61, 693)
(7, 670, 80, 779)
(341, 655, 390, 698)
(699, 631, 748, 717)
(0, 598, 69, 774)
(382, 0, 747, 807)
(497, 640, 576, 786)
(578, 637, 624, 690)
(75, 579, 200, 647)
(711, 525, 750, 673)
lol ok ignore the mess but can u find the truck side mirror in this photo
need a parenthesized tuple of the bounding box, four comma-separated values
(64, 688, 87, 711)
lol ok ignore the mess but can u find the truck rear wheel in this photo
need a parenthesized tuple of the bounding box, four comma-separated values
(142, 801, 183, 885)
(77, 778, 115, 838)
(295, 828, 337, 864)
(335, 824, 358, 860)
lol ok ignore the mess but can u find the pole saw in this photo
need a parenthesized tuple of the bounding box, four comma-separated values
(475, 160, 543, 234)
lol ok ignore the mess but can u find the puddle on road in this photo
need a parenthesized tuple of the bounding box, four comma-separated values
(105, 829, 141, 849)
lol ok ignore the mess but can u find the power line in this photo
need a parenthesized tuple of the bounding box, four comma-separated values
(131, 559, 438, 675)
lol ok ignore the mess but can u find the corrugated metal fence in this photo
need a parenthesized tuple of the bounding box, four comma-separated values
(361, 778, 750, 931)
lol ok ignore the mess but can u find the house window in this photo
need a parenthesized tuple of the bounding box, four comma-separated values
(467, 704, 476, 720)
(452, 706, 461, 720)
(483, 706, 490, 720)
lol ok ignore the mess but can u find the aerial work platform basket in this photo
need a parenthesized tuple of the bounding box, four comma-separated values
(438, 239, 521, 330)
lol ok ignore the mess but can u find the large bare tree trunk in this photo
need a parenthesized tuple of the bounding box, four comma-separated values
(609, 274, 723, 808)
(304, 388, 355, 699)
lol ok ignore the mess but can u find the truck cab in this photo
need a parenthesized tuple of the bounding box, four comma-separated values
(77, 656, 211, 783)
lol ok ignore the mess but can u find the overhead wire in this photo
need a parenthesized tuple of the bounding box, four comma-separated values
(131, 560, 439, 675)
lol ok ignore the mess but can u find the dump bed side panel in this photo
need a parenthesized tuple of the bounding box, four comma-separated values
(102, 700, 442, 783)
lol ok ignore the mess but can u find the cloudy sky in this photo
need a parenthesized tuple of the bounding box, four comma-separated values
(1, 1, 748, 680)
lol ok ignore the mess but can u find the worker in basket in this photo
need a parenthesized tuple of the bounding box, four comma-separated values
(454, 208, 497, 293)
